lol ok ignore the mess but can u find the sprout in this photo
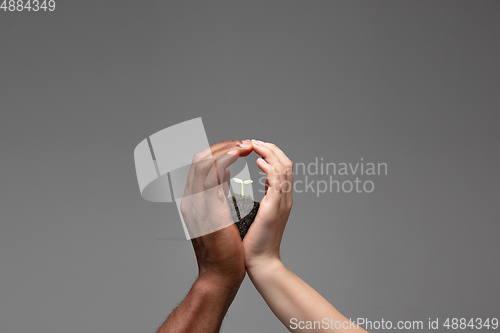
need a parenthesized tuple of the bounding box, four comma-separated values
(232, 177, 253, 196)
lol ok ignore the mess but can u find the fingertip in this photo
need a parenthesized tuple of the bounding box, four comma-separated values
(238, 142, 251, 149)
(237, 146, 254, 157)
(257, 157, 268, 165)
(256, 157, 269, 173)
(251, 139, 265, 147)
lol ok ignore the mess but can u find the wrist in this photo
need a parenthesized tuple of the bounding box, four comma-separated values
(246, 256, 284, 277)
(197, 270, 244, 292)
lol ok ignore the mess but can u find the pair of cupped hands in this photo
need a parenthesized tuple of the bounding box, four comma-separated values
(180, 139, 294, 289)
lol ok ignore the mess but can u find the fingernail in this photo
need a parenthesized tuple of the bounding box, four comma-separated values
(239, 142, 251, 148)
(227, 149, 238, 155)
(257, 157, 268, 164)
(252, 139, 265, 147)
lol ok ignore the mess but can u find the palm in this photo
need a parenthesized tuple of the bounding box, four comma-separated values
(243, 194, 287, 265)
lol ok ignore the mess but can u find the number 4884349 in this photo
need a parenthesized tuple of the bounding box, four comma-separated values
(1, 0, 56, 11)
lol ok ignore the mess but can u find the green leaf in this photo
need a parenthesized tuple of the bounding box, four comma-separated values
(232, 178, 243, 183)
(243, 180, 253, 184)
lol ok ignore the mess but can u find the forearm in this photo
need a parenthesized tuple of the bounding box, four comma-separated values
(157, 276, 241, 333)
(247, 259, 366, 333)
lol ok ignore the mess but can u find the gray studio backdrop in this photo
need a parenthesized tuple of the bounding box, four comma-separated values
(1, 1, 498, 332)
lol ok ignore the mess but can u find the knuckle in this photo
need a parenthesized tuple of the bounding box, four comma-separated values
(215, 140, 240, 151)
(273, 163, 285, 173)
(180, 200, 188, 214)
(203, 179, 214, 190)
(228, 139, 241, 146)
(194, 161, 207, 174)
(192, 151, 203, 162)
(224, 139, 240, 145)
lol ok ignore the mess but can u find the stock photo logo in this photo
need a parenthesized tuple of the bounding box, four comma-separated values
(258, 157, 389, 197)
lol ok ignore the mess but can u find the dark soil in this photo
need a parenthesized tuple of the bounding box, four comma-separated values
(228, 193, 259, 239)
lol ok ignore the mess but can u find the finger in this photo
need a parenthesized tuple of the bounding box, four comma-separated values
(256, 157, 271, 174)
(191, 156, 219, 194)
(223, 168, 231, 198)
(189, 140, 242, 182)
(214, 139, 253, 158)
(186, 139, 251, 193)
(263, 142, 293, 174)
(210, 140, 252, 188)
(185, 145, 216, 195)
(251, 140, 281, 166)
(204, 154, 239, 194)
(209, 140, 243, 158)
(259, 142, 293, 181)
(190, 140, 239, 166)
(264, 142, 294, 204)
(256, 157, 282, 205)
(253, 141, 287, 192)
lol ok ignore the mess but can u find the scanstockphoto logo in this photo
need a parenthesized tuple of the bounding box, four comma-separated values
(258, 157, 388, 196)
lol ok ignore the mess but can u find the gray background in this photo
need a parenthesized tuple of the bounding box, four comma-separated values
(1, 1, 498, 332)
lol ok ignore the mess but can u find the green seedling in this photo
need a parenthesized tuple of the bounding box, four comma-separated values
(232, 178, 253, 196)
